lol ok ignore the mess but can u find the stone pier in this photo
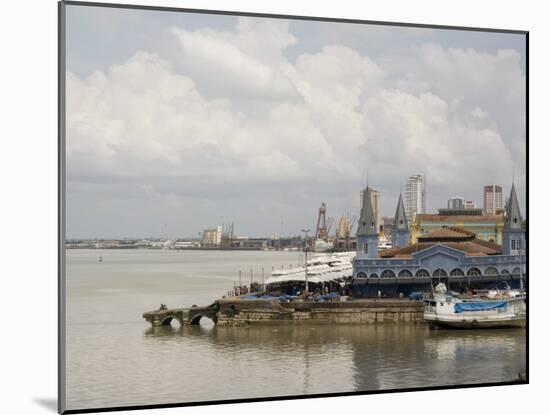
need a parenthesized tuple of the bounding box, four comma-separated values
(143, 299, 424, 327)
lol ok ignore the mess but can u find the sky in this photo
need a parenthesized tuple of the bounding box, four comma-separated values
(64, 4, 527, 240)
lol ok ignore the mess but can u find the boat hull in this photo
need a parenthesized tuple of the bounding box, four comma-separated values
(423, 291, 526, 329)
(425, 316, 525, 329)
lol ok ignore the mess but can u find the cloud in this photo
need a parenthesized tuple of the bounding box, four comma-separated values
(382, 44, 526, 163)
(65, 17, 526, 238)
(167, 18, 299, 101)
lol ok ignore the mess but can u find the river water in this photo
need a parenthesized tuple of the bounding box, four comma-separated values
(64, 249, 526, 411)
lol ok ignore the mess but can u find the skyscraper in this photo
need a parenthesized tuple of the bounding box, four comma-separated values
(483, 184, 503, 214)
(368, 188, 380, 233)
(448, 195, 465, 209)
(405, 173, 425, 224)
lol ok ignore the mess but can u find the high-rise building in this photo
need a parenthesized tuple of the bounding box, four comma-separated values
(368, 188, 380, 233)
(448, 195, 465, 209)
(360, 188, 380, 233)
(201, 226, 223, 246)
(483, 184, 503, 215)
(405, 173, 425, 224)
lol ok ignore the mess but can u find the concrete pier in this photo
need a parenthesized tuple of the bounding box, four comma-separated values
(143, 299, 424, 327)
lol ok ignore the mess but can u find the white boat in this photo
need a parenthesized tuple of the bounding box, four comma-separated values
(423, 283, 526, 329)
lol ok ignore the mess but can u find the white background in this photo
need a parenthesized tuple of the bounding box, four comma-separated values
(0, 0, 545, 414)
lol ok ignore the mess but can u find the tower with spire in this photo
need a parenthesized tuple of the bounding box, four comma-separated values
(357, 186, 379, 258)
(502, 183, 525, 256)
(392, 193, 409, 248)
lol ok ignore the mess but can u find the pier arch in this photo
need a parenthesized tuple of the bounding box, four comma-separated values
(187, 303, 219, 325)
(160, 316, 174, 326)
(160, 314, 184, 327)
(189, 314, 215, 326)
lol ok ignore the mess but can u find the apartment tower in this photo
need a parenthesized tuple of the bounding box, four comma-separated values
(405, 173, 425, 224)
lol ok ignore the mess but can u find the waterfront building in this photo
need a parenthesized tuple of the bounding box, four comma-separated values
(352, 182, 525, 298)
(405, 174, 425, 225)
(174, 240, 200, 249)
(93, 240, 120, 248)
(230, 238, 269, 249)
(464, 200, 476, 209)
(448, 196, 465, 209)
(411, 208, 504, 244)
(483, 184, 503, 214)
(201, 226, 223, 246)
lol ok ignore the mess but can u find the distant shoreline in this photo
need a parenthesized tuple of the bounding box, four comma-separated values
(65, 246, 302, 252)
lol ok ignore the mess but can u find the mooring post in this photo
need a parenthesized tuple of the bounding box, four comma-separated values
(250, 268, 253, 290)
(262, 267, 264, 290)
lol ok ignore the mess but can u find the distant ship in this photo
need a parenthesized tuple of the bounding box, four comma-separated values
(313, 239, 332, 252)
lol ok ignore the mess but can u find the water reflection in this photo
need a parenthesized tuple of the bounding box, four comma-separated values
(143, 323, 525, 396)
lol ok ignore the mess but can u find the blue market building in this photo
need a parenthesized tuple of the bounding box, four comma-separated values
(351, 183, 526, 297)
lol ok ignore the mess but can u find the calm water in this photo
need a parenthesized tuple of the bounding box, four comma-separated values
(65, 249, 526, 410)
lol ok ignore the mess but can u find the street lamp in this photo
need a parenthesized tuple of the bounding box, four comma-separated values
(301, 229, 311, 293)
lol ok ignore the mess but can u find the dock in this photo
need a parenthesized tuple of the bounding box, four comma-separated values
(143, 298, 424, 327)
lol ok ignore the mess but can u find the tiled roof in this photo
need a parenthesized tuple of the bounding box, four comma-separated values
(417, 226, 474, 241)
(379, 239, 502, 258)
(415, 213, 504, 223)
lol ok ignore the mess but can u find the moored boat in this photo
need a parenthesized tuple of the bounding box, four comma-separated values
(423, 283, 526, 329)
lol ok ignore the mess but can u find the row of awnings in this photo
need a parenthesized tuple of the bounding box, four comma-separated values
(266, 270, 352, 285)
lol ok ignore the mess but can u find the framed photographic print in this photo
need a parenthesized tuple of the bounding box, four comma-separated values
(59, 1, 528, 413)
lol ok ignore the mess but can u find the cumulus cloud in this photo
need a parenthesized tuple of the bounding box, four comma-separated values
(167, 18, 299, 101)
(65, 16, 526, 238)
